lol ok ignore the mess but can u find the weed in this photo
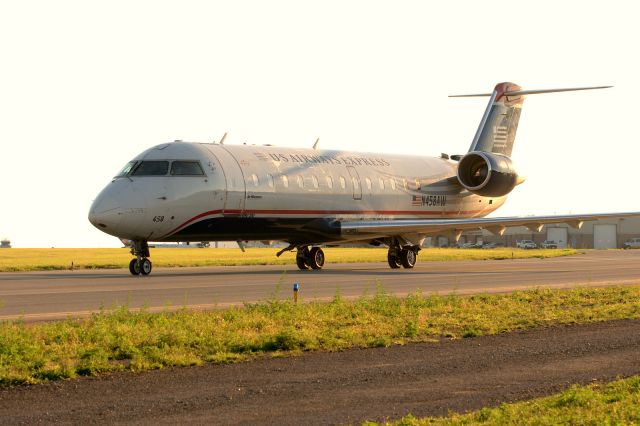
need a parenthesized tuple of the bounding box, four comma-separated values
(377, 376, 640, 425)
(0, 285, 639, 385)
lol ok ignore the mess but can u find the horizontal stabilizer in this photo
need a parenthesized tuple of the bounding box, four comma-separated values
(449, 85, 612, 98)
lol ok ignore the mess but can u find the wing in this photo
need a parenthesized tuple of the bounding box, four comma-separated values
(339, 212, 640, 240)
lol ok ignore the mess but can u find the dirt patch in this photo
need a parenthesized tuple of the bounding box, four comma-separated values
(1, 319, 640, 425)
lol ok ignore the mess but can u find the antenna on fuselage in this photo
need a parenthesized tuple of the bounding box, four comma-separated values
(218, 132, 228, 145)
(312, 138, 320, 149)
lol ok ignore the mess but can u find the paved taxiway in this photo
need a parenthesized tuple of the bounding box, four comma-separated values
(0, 250, 638, 322)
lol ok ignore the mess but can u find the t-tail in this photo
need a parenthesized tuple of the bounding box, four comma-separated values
(451, 82, 612, 197)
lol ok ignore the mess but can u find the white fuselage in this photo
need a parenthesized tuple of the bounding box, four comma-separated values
(89, 142, 505, 245)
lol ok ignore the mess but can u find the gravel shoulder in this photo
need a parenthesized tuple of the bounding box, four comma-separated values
(1, 319, 640, 425)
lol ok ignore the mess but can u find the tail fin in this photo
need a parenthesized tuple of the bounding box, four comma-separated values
(450, 82, 612, 157)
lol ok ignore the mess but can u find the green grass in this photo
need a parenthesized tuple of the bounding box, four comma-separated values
(1, 285, 638, 385)
(0, 247, 577, 272)
(373, 376, 640, 425)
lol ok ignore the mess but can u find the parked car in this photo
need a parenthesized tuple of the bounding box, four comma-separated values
(516, 240, 537, 249)
(458, 242, 480, 249)
(623, 238, 640, 249)
(481, 242, 500, 249)
(540, 240, 558, 249)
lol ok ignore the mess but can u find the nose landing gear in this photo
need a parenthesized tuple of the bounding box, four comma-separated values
(129, 240, 152, 276)
(129, 258, 152, 275)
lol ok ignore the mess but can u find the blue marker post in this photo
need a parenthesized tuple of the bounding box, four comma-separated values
(293, 282, 299, 303)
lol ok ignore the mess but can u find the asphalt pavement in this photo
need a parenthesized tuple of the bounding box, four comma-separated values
(1, 250, 639, 322)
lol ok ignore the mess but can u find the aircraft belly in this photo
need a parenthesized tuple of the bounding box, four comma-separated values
(164, 216, 342, 243)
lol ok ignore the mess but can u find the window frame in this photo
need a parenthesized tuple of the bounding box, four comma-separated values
(326, 175, 333, 189)
(131, 160, 170, 176)
(116, 161, 138, 177)
(169, 160, 206, 176)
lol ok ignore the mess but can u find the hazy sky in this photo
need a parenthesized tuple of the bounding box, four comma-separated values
(1, 0, 638, 247)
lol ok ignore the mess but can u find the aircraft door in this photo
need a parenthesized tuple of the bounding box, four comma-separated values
(346, 166, 362, 200)
(204, 145, 246, 215)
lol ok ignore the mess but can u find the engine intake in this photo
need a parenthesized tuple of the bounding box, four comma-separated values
(457, 151, 518, 197)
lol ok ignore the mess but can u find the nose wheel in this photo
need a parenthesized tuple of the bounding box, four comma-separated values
(129, 240, 152, 275)
(129, 258, 152, 275)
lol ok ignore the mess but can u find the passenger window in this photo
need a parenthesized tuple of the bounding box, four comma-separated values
(312, 175, 319, 189)
(170, 161, 204, 176)
(365, 177, 372, 191)
(267, 174, 274, 188)
(402, 178, 408, 190)
(378, 177, 385, 190)
(326, 176, 333, 189)
(297, 175, 304, 188)
(282, 175, 289, 188)
(132, 161, 169, 176)
(390, 179, 396, 190)
(251, 174, 259, 186)
(339, 176, 346, 189)
(415, 179, 421, 190)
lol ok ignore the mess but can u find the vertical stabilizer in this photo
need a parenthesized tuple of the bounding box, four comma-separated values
(468, 82, 523, 156)
(450, 82, 612, 157)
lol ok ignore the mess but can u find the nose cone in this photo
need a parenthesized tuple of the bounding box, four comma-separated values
(88, 195, 122, 232)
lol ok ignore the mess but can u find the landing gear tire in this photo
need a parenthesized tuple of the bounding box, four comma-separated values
(129, 258, 152, 275)
(140, 258, 152, 275)
(387, 252, 401, 269)
(400, 248, 417, 269)
(296, 247, 311, 270)
(129, 258, 141, 275)
(308, 247, 325, 270)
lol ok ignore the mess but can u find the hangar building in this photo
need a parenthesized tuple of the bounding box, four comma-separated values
(453, 216, 640, 249)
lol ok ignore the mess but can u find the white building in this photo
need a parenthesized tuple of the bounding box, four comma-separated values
(456, 217, 640, 249)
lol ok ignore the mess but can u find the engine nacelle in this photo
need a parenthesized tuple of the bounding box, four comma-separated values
(457, 151, 518, 197)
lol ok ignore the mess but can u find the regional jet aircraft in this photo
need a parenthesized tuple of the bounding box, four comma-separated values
(89, 82, 637, 275)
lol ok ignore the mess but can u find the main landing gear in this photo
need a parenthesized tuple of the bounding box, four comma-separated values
(281, 241, 420, 271)
(129, 240, 152, 276)
(296, 246, 325, 270)
(387, 244, 420, 269)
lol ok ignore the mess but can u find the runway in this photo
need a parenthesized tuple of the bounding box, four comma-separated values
(0, 250, 639, 322)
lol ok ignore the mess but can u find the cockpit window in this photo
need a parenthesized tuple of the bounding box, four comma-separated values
(116, 161, 137, 177)
(170, 161, 205, 176)
(131, 161, 169, 176)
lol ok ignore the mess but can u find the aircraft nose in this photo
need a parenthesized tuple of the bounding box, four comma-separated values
(88, 195, 122, 231)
